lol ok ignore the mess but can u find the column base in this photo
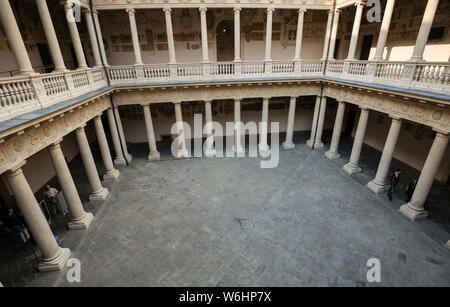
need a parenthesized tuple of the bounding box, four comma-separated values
(148, 151, 160, 161)
(343, 163, 362, 175)
(68, 212, 94, 230)
(259, 143, 270, 153)
(104, 169, 120, 180)
(232, 145, 244, 155)
(114, 157, 127, 166)
(306, 139, 324, 149)
(125, 153, 133, 163)
(399, 203, 429, 221)
(88, 187, 109, 202)
(446, 241, 450, 249)
(176, 149, 189, 159)
(325, 151, 340, 160)
(38, 247, 71, 272)
(367, 180, 388, 194)
(282, 141, 295, 150)
(204, 148, 216, 158)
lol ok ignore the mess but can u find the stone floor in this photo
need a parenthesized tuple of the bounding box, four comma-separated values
(0, 131, 449, 287)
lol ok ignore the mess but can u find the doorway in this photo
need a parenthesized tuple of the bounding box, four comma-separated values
(37, 44, 53, 73)
(216, 20, 234, 62)
(360, 35, 373, 60)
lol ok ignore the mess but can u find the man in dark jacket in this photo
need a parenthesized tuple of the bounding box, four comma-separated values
(405, 179, 417, 203)
(387, 169, 401, 201)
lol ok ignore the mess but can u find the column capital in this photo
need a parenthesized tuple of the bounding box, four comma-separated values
(204, 100, 212, 104)
(262, 96, 271, 101)
(234, 7, 242, 13)
(199, 7, 207, 13)
(335, 9, 342, 15)
(298, 6, 307, 14)
(93, 9, 100, 15)
(432, 129, 450, 137)
(389, 115, 402, 121)
(163, 7, 172, 14)
(172, 101, 182, 105)
(267, 7, 275, 14)
(61, 0, 73, 9)
(5, 160, 27, 177)
(76, 123, 87, 133)
(49, 138, 64, 148)
(355, 0, 367, 7)
(141, 103, 150, 107)
(234, 98, 242, 103)
(327, 9, 334, 16)
(126, 8, 136, 15)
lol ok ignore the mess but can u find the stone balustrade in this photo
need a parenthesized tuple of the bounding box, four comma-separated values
(0, 60, 448, 123)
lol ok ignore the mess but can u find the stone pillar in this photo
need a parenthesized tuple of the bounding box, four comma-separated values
(322, 10, 334, 60)
(347, 1, 366, 60)
(367, 117, 402, 193)
(36, 0, 66, 71)
(5, 162, 70, 271)
(106, 107, 126, 166)
(294, 7, 306, 61)
(174, 102, 189, 158)
(373, 0, 396, 60)
(113, 107, 132, 163)
(410, 0, 439, 61)
(234, 7, 241, 61)
(400, 131, 449, 221)
(142, 104, 160, 161)
(48, 140, 93, 229)
(127, 8, 143, 65)
(446, 241, 450, 249)
(259, 97, 270, 153)
(84, 8, 101, 67)
(75, 125, 109, 201)
(93, 115, 120, 179)
(204, 100, 216, 158)
(325, 101, 346, 160)
(63, 1, 87, 69)
(283, 97, 297, 150)
(307, 96, 326, 149)
(164, 8, 176, 64)
(233, 99, 244, 154)
(265, 8, 274, 61)
(343, 108, 370, 175)
(199, 7, 209, 63)
(93, 10, 108, 65)
(328, 9, 341, 59)
(0, 0, 34, 74)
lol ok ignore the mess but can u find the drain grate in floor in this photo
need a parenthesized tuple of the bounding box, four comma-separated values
(239, 219, 254, 231)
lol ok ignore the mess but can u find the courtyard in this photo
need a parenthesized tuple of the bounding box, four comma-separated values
(1, 132, 449, 287)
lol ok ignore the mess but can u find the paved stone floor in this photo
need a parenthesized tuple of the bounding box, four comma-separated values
(1, 131, 449, 287)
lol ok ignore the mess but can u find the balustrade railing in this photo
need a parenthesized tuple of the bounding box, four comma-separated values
(0, 60, 448, 123)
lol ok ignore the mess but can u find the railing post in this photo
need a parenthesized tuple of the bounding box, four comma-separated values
(367, 61, 378, 83)
(169, 63, 178, 81)
(342, 60, 350, 75)
(264, 61, 272, 75)
(135, 64, 145, 81)
(64, 71, 75, 94)
(234, 61, 242, 77)
(202, 62, 210, 77)
(30, 75, 46, 108)
(294, 60, 302, 74)
(86, 69, 94, 89)
(402, 62, 417, 84)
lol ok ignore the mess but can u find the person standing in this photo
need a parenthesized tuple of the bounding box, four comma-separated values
(44, 184, 60, 217)
(387, 169, 401, 201)
(405, 179, 417, 203)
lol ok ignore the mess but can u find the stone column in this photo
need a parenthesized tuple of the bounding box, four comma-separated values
(0, 0, 34, 74)
(322, 10, 334, 60)
(233, 99, 244, 154)
(127, 8, 143, 65)
(63, 1, 87, 69)
(75, 125, 109, 201)
(400, 131, 449, 221)
(106, 107, 126, 166)
(93, 10, 108, 65)
(283, 97, 297, 150)
(234, 7, 241, 61)
(325, 101, 346, 160)
(36, 0, 66, 71)
(410, 0, 439, 61)
(367, 117, 402, 193)
(328, 9, 341, 59)
(265, 8, 274, 61)
(347, 1, 366, 60)
(93, 115, 120, 179)
(84, 8, 101, 67)
(307, 96, 321, 149)
(5, 162, 70, 271)
(142, 104, 160, 161)
(113, 107, 132, 163)
(204, 100, 216, 158)
(199, 7, 209, 63)
(164, 8, 176, 64)
(373, 0, 396, 60)
(259, 98, 270, 153)
(48, 140, 93, 229)
(307, 96, 326, 149)
(174, 102, 189, 158)
(294, 7, 306, 61)
(343, 108, 369, 175)
(446, 241, 450, 249)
